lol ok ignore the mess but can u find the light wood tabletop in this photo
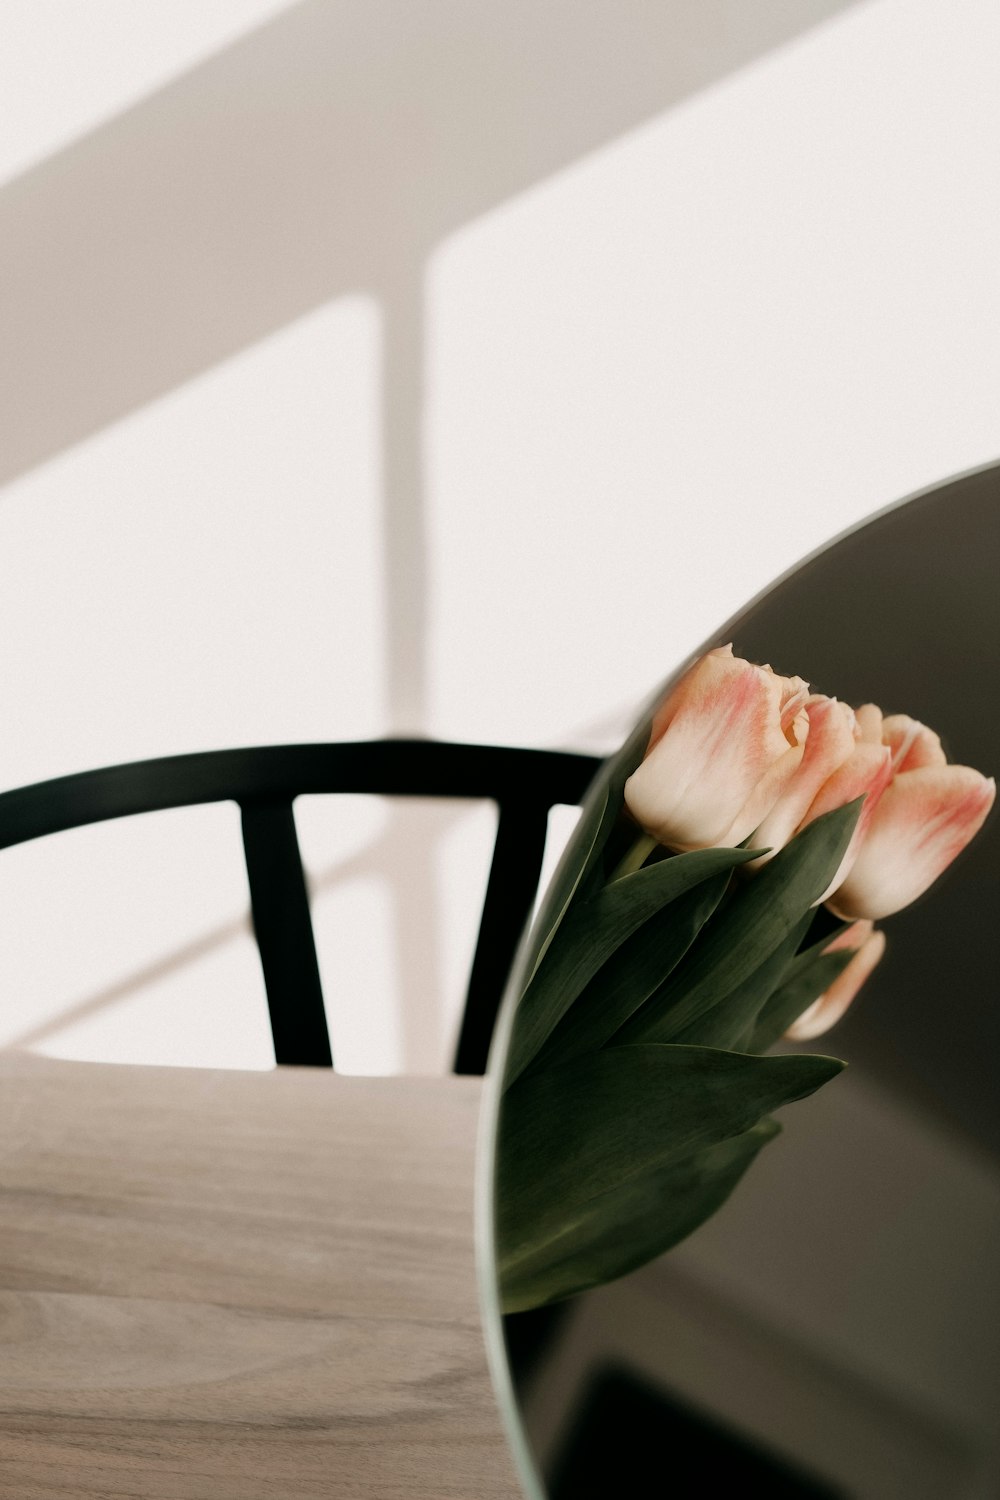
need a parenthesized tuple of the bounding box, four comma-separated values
(0, 1051, 522, 1500)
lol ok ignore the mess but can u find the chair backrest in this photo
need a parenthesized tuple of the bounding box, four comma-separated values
(0, 741, 601, 1074)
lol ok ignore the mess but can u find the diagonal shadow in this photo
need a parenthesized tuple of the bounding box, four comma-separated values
(1, 0, 864, 1068)
(1, 0, 866, 738)
(1, 0, 864, 491)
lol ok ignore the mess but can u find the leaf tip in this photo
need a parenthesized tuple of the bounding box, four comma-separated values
(800, 1051, 848, 1080)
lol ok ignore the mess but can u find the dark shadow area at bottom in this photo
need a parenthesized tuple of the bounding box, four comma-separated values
(545, 1364, 846, 1500)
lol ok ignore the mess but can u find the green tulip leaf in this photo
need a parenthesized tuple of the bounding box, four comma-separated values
(750, 944, 859, 1053)
(497, 1043, 844, 1278)
(577, 714, 652, 892)
(610, 800, 863, 1047)
(504, 846, 760, 1087)
(667, 910, 814, 1051)
(518, 718, 649, 981)
(525, 869, 736, 1074)
(519, 786, 610, 982)
(500, 1118, 780, 1313)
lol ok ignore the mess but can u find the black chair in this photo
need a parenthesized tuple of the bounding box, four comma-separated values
(0, 741, 600, 1074)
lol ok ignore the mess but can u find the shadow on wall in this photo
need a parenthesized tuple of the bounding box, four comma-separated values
(0, 0, 862, 1067)
(1, 0, 861, 725)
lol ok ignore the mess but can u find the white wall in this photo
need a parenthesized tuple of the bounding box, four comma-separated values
(426, 0, 1000, 746)
(0, 0, 997, 1072)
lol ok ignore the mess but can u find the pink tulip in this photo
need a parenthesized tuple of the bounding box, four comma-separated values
(880, 712, 946, 771)
(853, 702, 884, 743)
(749, 694, 893, 902)
(785, 920, 886, 1040)
(829, 760, 995, 920)
(752, 695, 864, 857)
(798, 738, 895, 902)
(624, 645, 809, 852)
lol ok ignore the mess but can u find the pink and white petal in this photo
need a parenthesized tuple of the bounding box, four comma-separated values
(805, 741, 894, 832)
(824, 918, 874, 954)
(752, 696, 858, 860)
(802, 743, 895, 903)
(626, 649, 799, 849)
(647, 644, 737, 749)
(785, 930, 886, 1040)
(778, 676, 811, 743)
(854, 703, 884, 743)
(626, 715, 773, 848)
(718, 739, 807, 848)
(829, 767, 996, 920)
(882, 714, 947, 773)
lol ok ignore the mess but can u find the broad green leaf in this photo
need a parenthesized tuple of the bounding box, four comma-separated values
(750, 946, 858, 1053)
(504, 847, 759, 1087)
(500, 1119, 780, 1313)
(518, 717, 648, 981)
(610, 801, 863, 1047)
(798, 916, 851, 956)
(519, 786, 610, 982)
(578, 714, 651, 893)
(497, 1043, 844, 1269)
(525, 870, 734, 1074)
(668, 912, 812, 1051)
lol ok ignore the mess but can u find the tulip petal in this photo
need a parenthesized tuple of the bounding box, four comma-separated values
(802, 742, 895, 903)
(715, 738, 807, 848)
(882, 714, 947, 773)
(777, 675, 811, 740)
(824, 917, 874, 953)
(625, 646, 807, 851)
(751, 695, 858, 861)
(829, 767, 996, 920)
(785, 929, 886, 1040)
(855, 703, 884, 743)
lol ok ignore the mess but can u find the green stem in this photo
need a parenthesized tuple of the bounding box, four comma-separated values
(609, 832, 658, 881)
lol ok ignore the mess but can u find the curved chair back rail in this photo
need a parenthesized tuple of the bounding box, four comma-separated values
(0, 741, 602, 1074)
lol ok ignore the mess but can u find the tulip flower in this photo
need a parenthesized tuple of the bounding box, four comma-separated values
(857, 705, 958, 775)
(880, 712, 945, 771)
(827, 706, 995, 919)
(751, 695, 893, 891)
(829, 759, 995, 921)
(785, 920, 886, 1040)
(797, 737, 895, 902)
(624, 645, 809, 852)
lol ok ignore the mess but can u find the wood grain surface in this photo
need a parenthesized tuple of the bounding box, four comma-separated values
(0, 1052, 521, 1499)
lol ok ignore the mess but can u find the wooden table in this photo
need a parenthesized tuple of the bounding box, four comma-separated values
(0, 1052, 522, 1499)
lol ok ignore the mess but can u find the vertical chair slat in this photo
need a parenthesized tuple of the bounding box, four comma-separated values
(0, 744, 601, 1076)
(454, 800, 550, 1076)
(240, 799, 332, 1068)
